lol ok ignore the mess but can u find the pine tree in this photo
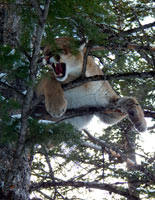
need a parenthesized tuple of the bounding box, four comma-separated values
(0, 0, 154, 200)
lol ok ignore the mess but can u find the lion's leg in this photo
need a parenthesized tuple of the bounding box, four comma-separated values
(97, 109, 127, 126)
(115, 97, 147, 132)
(36, 73, 67, 117)
(98, 97, 147, 132)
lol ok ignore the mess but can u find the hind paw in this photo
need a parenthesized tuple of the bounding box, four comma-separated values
(128, 107, 147, 132)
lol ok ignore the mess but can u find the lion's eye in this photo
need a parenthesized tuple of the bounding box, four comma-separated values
(58, 49, 68, 55)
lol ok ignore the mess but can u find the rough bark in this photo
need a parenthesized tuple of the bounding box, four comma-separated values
(0, 2, 32, 200)
(0, 2, 21, 46)
(0, 146, 31, 200)
(124, 124, 140, 199)
(0, 1, 50, 199)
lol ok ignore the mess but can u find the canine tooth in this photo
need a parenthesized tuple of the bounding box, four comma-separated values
(56, 73, 63, 77)
(43, 58, 47, 65)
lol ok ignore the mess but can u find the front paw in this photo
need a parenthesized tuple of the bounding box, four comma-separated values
(45, 96, 67, 118)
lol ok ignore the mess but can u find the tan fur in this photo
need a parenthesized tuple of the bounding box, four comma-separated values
(36, 38, 147, 132)
(36, 72, 67, 117)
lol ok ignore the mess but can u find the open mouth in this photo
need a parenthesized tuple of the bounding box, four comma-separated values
(52, 63, 66, 78)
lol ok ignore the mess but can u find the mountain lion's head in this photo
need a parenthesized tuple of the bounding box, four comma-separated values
(43, 38, 85, 82)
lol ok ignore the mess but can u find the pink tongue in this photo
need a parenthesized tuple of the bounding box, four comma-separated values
(55, 63, 63, 75)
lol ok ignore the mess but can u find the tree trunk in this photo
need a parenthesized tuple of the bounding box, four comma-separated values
(0, 3, 31, 200)
(0, 146, 31, 200)
(124, 124, 140, 199)
(0, 2, 21, 46)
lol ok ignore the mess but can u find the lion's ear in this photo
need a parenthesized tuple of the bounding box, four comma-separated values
(78, 43, 85, 52)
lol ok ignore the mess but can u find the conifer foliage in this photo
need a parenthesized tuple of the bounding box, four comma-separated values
(0, 0, 154, 199)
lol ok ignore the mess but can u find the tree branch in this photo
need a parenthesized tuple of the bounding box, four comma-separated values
(132, 9, 155, 66)
(30, 180, 140, 200)
(97, 21, 155, 36)
(17, 0, 50, 155)
(83, 129, 127, 163)
(81, 40, 93, 78)
(31, 104, 155, 124)
(120, 21, 155, 36)
(1, 74, 154, 121)
(63, 71, 155, 91)
(30, 0, 43, 21)
(0, 81, 24, 103)
(93, 21, 155, 53)
(91, 44, 155, 52)
(144, 110, 155, 119)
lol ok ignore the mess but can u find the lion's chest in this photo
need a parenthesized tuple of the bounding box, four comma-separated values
(64, 81, 115, 109)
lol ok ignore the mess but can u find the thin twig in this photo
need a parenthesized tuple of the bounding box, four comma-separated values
(36, 190, 53, 200)
(83, 129, 126, 162)
(102, 146, 105, 183)
(81, 40, 93, 78)
(132, 9, 155, 66)
(0, 81, 24, 100)
(44, 147, 67, 200)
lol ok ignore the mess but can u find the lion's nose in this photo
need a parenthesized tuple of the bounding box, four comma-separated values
(49, 57, 56, 64)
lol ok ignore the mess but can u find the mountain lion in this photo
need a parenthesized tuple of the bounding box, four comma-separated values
(36, 37, 147, 132)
